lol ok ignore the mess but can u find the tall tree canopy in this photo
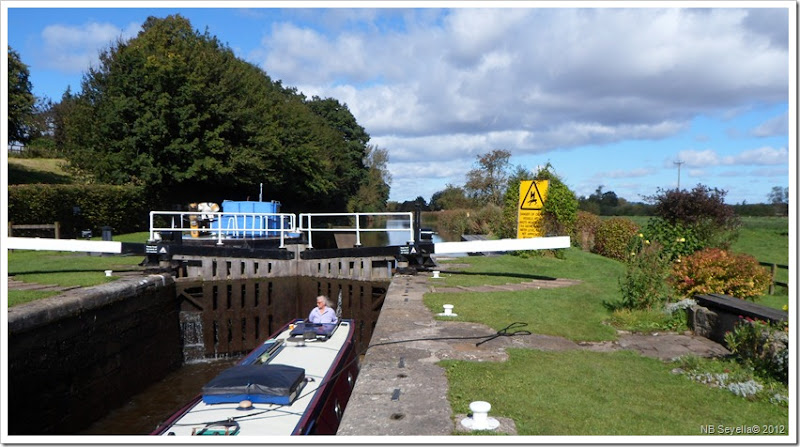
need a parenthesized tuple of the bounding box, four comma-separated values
(57, 15, 371, 210)
(8, 47, 37, 144)
(464, 149, 511, 206)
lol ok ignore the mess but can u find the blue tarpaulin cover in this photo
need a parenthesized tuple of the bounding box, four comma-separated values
(202, 364, 305, 405)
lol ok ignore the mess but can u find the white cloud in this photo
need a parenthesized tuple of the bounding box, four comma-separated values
(750, 112, 788, 137)
(596, 168, 657, 179)
(255, 8, 786, 159)
(678, 147, 788, 168)
(40, 21, 140, 73)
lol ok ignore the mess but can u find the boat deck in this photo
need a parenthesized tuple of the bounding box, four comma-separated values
(157, 321, 354, 436)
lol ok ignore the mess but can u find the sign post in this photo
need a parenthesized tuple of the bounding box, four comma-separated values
(517, 180, 549, 238)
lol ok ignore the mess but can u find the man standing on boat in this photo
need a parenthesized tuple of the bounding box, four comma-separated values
(308, 295, 338, 324)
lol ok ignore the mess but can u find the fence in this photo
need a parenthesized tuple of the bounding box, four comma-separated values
(8, 221, 60, 239)
(759, 261, 789, 295)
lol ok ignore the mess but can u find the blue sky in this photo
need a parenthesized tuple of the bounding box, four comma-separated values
(4, 2, 795, 205)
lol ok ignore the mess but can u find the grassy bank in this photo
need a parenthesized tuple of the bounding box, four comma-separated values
(443, 349, 788, 436)
(429, 250, 622, 341)
(7, 232, 150, 307)
(426, 250, 789, 436)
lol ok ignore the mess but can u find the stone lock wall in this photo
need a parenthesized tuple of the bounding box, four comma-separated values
(7, 275, 181, 435)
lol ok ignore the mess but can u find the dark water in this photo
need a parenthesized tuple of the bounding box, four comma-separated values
(80, 358, 238, 435)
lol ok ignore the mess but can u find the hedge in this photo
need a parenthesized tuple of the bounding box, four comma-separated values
(8, 184, 151, 238)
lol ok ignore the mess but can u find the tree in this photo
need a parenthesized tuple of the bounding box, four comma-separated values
(534, 163, 578, 237)
(347, 144, 391, 212)
(57, 15, 370, 210)
(768, 186, 789, 216)
(8, 48, 38, 144)
(430, 184, 473, 210)
(464, 149, 511, 206)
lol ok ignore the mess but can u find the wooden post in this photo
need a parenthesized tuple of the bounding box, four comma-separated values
(769, 263, 776, 295)
(54, 221, 61, 239)
(8, 221, 12, 238)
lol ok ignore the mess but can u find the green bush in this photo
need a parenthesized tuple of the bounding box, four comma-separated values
(670, 248, 771, 300)
(613, 239, 673, 310)
(572, 211, 602, 251)
(641, 218, 702, 261)
(646, 185, 740, 250)
(593, 217, 639, 261)
(8, 184, 151, 237)
(725, 318, 788, 384)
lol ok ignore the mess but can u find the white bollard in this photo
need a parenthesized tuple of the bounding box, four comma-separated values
(104, 270, 113, 277)
(460, 400, 500, 431)
(437, 304, 457, 317)
(432, 270, 441, 278)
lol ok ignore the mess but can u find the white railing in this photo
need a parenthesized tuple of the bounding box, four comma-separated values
(298, 212, 415, 249)
(149, 211, 297, 247)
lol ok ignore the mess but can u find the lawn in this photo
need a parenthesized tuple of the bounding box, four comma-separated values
(430, 250, 623, 341)
(442, 349, 788, 436)
(7, 232, 150, 307)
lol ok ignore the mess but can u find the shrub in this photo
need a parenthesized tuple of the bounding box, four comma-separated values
(670, 248, 771, 300)
(573, 211, 602, 251)
(470, 204, 502, 235)
(646, 184, 740, 250)
(8, 184, 151, 237)
(611, 237, 673, 310)
(641, 218, 702, 261)
(593, 217, 639, 261)
(724, 318, 788, 384)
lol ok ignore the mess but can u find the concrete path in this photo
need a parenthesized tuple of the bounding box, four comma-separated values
(337, 272, 730, 436)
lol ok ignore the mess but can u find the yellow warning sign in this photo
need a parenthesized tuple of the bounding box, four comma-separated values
(518, 180, 548, 238)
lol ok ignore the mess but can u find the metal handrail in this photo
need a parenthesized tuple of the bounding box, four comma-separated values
(149, 211, 297, 247)
(298, 212, 414, 249)
(149, 211, 415, 249)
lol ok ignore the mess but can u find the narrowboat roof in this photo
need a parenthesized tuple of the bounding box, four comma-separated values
(154, 320, 354, 436)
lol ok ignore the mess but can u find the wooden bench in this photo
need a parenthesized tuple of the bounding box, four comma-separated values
(689, 293, 788, 344)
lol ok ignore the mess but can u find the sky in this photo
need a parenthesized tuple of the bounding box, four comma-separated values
(3, 1, 796, 205)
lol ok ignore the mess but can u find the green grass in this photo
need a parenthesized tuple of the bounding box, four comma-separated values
(8, 158, 73, 184)
(8, 243, 147, 307)
(442, 348, 788, 436)
(8, 290, 63, 307)
(428, 250, 623, 341)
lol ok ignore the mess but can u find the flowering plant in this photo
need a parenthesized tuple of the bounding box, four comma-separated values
(669, 248, 771, 300)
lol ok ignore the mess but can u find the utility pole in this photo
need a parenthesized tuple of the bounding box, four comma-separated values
(674, 160, 684, 190)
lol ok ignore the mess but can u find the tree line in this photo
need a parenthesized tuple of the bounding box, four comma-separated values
(392, 150, 787, 218)
(8, 15, 390, 212)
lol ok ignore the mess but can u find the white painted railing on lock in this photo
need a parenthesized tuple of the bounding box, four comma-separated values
(298, 212, 415, 249)
(149, 211, 297, 247)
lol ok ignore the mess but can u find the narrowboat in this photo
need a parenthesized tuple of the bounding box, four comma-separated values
(151, 319, 359, 436)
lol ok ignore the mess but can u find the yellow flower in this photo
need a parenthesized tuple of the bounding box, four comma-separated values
(783, 304, 789, 312)
(679, 237, 686, 242)
(638, 233, 644, 238)
(645, 240, 650, 245)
